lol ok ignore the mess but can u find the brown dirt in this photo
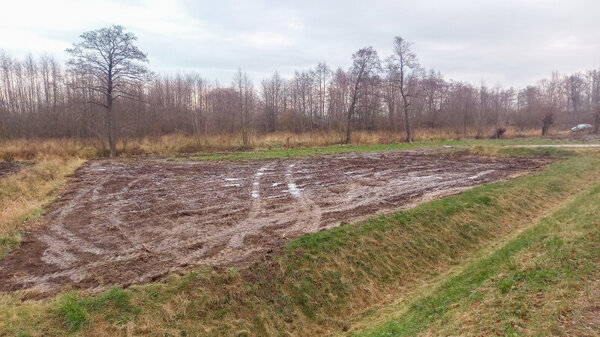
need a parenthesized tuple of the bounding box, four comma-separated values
(0, 151, 548, 294)
(0, 161, 28, 178)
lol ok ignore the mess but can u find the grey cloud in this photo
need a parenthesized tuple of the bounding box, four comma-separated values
(3, 0, 599, 87)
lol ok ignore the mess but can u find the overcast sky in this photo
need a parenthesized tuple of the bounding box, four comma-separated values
(1, 0, 599, 87)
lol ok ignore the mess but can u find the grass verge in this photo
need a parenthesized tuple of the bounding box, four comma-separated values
(358, 182, 600, 337)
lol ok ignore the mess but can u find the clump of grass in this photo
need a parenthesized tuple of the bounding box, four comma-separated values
(55, 287, 140, 332)
(56, 293, 87, 332)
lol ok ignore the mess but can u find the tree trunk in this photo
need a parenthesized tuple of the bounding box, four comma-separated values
(404, 106, 413, 142)
(399, 85, 413, 142)
(541, 113, 554, 137)
(463, 108, 468, 138)
(345, 104, 353, 144)
(345, 82, 360, 145)
(106, 91, 116, 158)
(388, 101, 395, 131)
(242, 127, 249, 147)
(107, 108, 116, 158)
(595, 110, 600, 135)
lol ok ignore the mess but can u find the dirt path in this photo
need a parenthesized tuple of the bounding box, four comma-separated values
(0, 151, 548, 294)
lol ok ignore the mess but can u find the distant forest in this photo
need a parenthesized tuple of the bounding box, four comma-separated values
(1, 31, 599, 142)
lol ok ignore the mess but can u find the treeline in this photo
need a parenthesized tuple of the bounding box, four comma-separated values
(1, 46, 600, 141)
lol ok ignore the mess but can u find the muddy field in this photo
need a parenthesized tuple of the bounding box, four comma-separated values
(0, 161, 27, 179)
(0, 151, 548, 293)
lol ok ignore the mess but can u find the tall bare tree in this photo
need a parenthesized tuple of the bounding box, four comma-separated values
(391, 36, 420, 142)
(315, 62, 331, 130)
(66, 25, 150, 157)
(233, 68, 254, 147)
(345, 47, 380, 144)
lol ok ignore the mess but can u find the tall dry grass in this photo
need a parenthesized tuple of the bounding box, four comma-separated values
(0, 139, 87, 257)
(0, 138, 100, 161)
(0, 127, 547, 161)
(0, 158, 84, 255)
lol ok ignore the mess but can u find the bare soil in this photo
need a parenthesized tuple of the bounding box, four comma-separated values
(0, 151, 548, 294)
(0, 161, 27, 179)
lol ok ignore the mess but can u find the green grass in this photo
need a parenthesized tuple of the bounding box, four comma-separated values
(472, 145, 578, 158)
(357, 183, 600, 337)
(0, 235, 21, 260)
(55, 287, 140, 332)
(170, 137, 568, 161)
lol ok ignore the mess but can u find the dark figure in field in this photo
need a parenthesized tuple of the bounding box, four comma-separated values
(541, 113, 554, 137)
(492, 128, 506, 139)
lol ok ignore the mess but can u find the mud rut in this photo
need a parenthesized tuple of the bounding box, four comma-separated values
(0, 161, 28, 179)
(0, 151, 547, 293)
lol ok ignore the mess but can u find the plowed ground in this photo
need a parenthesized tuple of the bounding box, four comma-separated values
(0, 151, 548, 294)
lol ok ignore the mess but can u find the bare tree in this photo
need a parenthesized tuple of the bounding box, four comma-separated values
(392, 36, 420, 142)
(539, 73, 563, 137)
(66, 25, 150, 157)
(345, 47, 380, 144)
(260, 72, 284, 133)
(315, 62, 331, 130)
(383, 58, 399, 131)
(233, 68, 254, 147)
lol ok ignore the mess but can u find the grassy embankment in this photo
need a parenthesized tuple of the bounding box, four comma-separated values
(0, 157, 84, 260)
(0, 140, 598, 336)
(358, 172, 600, 336)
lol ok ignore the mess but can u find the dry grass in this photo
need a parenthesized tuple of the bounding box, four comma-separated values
(0, 138, 100, 161)
(0, 141, 87, 258)
(0, 158, 84, 257)
(0, 127, 547, 161)
(123, 127, 546, 154)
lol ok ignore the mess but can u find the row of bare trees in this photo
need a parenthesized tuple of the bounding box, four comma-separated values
(1, 27, 600, 152)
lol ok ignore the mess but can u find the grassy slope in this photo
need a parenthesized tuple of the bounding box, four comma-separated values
(0, 158, 84, 259)
(0, 146, 598, 336)
(358, 181, 600, 337)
